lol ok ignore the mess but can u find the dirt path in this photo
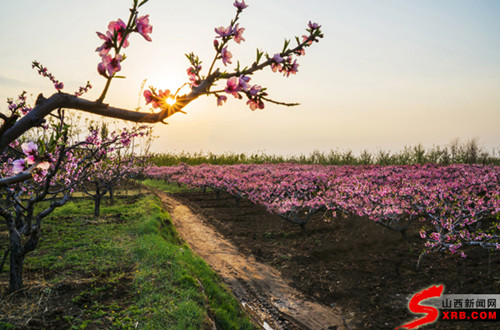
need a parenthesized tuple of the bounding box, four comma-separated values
(153, 190, 348, 330)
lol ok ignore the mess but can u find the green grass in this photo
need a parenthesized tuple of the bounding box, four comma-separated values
(2, 194, 255, 329)
(140, 179, 191, 193)
(141, 179, 208, 194)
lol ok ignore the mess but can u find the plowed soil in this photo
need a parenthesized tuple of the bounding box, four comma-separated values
(166, 190, 500, 330)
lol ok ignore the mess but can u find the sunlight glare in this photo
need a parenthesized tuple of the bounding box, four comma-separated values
(166, 97, 176, 106)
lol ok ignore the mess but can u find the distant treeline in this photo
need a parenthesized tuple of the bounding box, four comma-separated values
(150, 139, 500, 166)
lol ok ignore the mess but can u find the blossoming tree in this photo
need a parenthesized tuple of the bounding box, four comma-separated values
(0, 0, 323, 292)
(0, 110, 131, 291)
(80, 125, 150, 217)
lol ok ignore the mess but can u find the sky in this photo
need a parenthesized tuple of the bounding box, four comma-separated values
(1, 0, 499, 156)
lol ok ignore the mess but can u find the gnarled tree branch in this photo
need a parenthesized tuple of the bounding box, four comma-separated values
(0, 70, 220, 154)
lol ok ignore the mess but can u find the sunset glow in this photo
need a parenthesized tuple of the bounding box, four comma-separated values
(0, 0, 499, 155)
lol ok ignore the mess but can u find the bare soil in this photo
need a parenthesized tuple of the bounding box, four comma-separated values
(154, 190, 347, 330)
(164, 190, 500, 330)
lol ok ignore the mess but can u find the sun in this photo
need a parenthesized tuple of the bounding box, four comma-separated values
(166, 97, 176, 106)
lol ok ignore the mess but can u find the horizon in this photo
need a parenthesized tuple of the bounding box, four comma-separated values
(146, 137, 500, 161)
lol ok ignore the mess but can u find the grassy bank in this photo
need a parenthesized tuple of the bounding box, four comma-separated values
(0, 194, 254, 329)
(140, 179, 200, 193)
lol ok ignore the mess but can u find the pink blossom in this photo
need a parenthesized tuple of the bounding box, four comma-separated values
(186, 67, 195, 78)
(108, 19, 129, 48)
(31, 62, 65, 92)
(100, 54, 123, 76)
(136, 15, 153, 41)
(75, 82, 93, 97)
(99, 56, 111, 75)
(221, 47, 233, 66)
(225, 77, 242, 98)
(271, 54, 284, 72)
(187, 66, 200, 76)
(121, 137, 131, 146)
(37, 162, 51, 172)
(283, 57, 299, 77)
(308, 21, 320, 30)
(158, 89, 171, 99)
(233, 24, 245, 44)
(217, 95, 227, 106)
(246, 98, 264, 110)
(95, 32, 113, 56)
(290, 59, 299, 74)
(22, 142, 38, 157)
(272, 54, 284, 63)
(54, 82, 64, 91)
(8, 140, 19, 149)
(215, 25, 232, 38)
(142, 164, 500, 258)
(239, 75, 251, 91)
(302, 35, 313, 46)
(108, 19, 126, 33)
(295, 48, 306, 56)
(97, 62, 107, 77)
(233, 0, 248, 10)
(144, 89, 171, 109)
(187, 66, 201, 87)
(36, 66, 48, 75)
(12, 159, 26, 174)
(271, 63, 283, 72)
(108, 54, 123, 75)
(143, 90, 154, 104)
(25, 155, 36, 165)
(248, 85, 262, 96)
(429, 232, 441, 241)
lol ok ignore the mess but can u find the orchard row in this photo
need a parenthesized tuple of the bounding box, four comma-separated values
(145, 163, 500, 260)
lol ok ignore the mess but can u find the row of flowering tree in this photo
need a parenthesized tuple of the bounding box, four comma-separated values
(0, 0, 323, 292)
(80, 124, 150, 217)
(144, 163, 500, 269)
(0, 113, 149, 291)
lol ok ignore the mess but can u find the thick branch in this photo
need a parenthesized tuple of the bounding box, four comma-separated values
(0, 71, 219, 153)
(0, 172, 32, 187)
(0, 161, 44, 187)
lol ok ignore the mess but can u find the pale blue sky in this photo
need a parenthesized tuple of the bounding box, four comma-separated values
(1, 0, 499, 155)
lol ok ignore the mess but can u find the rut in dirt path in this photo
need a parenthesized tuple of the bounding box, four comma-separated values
(153, 189, 348, 330)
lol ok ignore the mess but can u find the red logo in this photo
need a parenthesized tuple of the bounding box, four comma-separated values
(396, 285, 444, 329)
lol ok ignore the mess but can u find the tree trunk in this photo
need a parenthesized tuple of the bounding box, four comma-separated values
(109, 186, 114, 205)
(5, 217, 25, 293)
(94, 183, 101, 217)
(416, 251, 427, 272)
(94, 197, 101, 217)
(9, 240, 24, 293)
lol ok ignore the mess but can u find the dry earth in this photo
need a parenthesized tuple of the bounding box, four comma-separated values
(153, 189, 348, 330)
